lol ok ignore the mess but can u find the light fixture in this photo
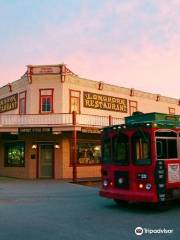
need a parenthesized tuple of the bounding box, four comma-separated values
(94, 146, 100, 151)
(103, 179, 109, 187)
(32, 144, 37, 149)
(53, 131, 62, 135)
(54, 144, 60, 149)
(10, 132, 18, 135)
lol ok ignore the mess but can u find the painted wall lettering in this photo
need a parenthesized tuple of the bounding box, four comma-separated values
(0, 94, 18, 113)
(83, 92, 127, 112)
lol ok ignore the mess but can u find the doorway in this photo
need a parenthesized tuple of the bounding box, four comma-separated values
(38, 144, 54, 178)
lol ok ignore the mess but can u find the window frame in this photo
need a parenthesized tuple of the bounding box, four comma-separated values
(155, 130, 178, 160)
(70, 139, 101, 166)
(19, 91, 27, 115)
(69, 89, 81, 113)
(132, 130, 151, 165)
(129, 100, 138, 116)
(112, 132, 130, 165)
(4, 141, 25, 167)
(169, 107, 175, 115)
(39, 88, 54, 114)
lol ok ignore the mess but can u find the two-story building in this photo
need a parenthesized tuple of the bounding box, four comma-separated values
(0, 64, 179, 180)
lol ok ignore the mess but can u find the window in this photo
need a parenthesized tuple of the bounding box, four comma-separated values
(113, 133, 129, 165)
(156, 131, 178, 159)
(39, 89, 53, 113)
(70, 90, 80, 113)
(4, 142, 25, 167)
(132, 131, 151, 165)
(77, 143, 101, 165)
(19, 91, 26, 114)
(169, 107, 175, 115)
(102, 138, 111, 164)
(129, 100, 138, 115)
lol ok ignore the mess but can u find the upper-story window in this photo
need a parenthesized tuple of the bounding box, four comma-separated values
(39, 89, 54, 113)
(19, 91, 26, 114)
(129, 100, 138, 116)
(70, 90, 81, 113)
(169, 107, 175, 115)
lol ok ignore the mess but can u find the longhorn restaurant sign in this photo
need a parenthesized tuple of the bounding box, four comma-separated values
(0, 94, 18, 113)
(83, 92, 127, 112)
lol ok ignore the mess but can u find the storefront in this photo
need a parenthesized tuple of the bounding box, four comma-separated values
(0, 63, 179, 180)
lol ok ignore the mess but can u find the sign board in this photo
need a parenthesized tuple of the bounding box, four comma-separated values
(81, 127, 101, 134)
(19, 128, 52, 133)
(168, 163, 180, 183)
(0, 94, 18, 113)
(32, 66, 60, 74)
(83, 92, 127, 112)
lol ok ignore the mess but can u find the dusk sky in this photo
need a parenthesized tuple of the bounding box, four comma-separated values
(0, 0, 180, 98)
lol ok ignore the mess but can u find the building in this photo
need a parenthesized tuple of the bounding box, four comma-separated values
(0, 64, 179, 180)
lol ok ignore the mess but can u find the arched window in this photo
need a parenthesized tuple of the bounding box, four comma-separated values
(132, 131, 151, 165)
(113, 133, 129, 165)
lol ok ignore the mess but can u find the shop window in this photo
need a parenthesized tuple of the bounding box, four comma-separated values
(77, 143, 101, 165)
(4, 142, 25, 167)
(169, 107, 175, 115)
(132, 131, 151, 165)
(129, 100, 138, 115)
(39, 89, 53, 113)
(19, 91, 26, 114)
(70, 90, 80, 113)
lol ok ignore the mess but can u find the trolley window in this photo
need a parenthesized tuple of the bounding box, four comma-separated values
(156, 131, 178, 159)
(113, 133, 129, 165)
(102, 138, 111, 164)
(132, 131, 151, 165)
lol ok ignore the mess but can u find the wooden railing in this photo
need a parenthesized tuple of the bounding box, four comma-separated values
(0, 113, 124, 128)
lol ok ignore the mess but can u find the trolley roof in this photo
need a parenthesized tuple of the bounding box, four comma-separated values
(103, 112, 180, 131)
(125, 112, 180, 127)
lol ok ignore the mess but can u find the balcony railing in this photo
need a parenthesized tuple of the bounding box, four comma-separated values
(0, 113, 124, 128)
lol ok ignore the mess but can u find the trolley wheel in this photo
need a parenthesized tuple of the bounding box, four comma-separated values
(114, 199, 128, 206)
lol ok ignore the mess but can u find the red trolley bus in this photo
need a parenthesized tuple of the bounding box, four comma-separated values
(99, 112, 180, 208)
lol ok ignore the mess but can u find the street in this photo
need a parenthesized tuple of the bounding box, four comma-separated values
(0, 179, 179, 240)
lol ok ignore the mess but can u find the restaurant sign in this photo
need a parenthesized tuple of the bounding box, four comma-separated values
(32, 66, 60, 74)
(83, 92, 127, 112)
(0, 94, 18, 113)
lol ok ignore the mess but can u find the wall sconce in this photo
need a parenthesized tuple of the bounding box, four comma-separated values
(98, 81, 103, 90)
(53, 131, 62, 135)
(32, 144, 37, 149)
(54, 144, 60, 149)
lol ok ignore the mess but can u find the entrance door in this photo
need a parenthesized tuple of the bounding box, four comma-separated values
(39, 144, 54, 178)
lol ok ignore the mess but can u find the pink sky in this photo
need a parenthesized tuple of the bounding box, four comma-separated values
(0, 0, 180, 99)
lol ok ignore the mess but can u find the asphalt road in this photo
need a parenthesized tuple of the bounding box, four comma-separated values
(0, 179, 179, 240)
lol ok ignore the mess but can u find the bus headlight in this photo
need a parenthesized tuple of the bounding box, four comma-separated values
(145, 183, 152, 191)
(103, 179, 109, 187)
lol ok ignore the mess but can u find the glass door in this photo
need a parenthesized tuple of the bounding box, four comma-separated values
(39, 144, 54, 178)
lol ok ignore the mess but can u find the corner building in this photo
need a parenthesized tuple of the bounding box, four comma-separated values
(0, 64, 179, 180)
